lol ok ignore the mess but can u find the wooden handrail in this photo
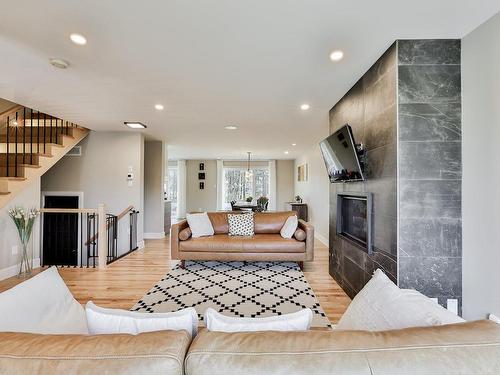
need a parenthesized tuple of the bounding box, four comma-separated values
(40, 208, 98, 214)
(84, 205, 134, 246)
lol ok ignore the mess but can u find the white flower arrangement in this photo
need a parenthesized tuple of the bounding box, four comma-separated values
(8, 207, 39, 276)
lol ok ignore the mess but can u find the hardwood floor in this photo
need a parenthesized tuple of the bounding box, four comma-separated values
(0, 237, 351, 324)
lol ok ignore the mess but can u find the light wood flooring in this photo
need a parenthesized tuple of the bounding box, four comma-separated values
(0, 237, 351, 324)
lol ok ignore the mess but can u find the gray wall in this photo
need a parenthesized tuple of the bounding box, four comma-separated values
(329, 44, 398, 298)
(144, 140, 165, 236)
(462, 13, 500, 320)
(397, 40, 463, 311)
(41, 131, 145, 256)
(186, 160, 217, 212)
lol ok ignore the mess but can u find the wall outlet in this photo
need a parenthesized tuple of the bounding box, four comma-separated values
(447, 299, 459, 315)
(11, 245, 18, 255)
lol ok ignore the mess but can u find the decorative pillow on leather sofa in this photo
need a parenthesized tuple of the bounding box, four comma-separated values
(85, 301, 198, 337)
(179, 227, 192, 240)
(204, 307, 312, 332)
(280, 215, 298, 238)
(186, 212, 214, 238)
(228, 212, 254, 236)
(293, 228, 306, 241)
(336, 269, 465, 331)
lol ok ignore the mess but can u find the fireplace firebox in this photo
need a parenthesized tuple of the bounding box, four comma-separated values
(336, 192, 373, 254)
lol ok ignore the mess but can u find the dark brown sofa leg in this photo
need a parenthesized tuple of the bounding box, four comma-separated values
(298, 261, 304, 270)
(179, 260, 185, 269)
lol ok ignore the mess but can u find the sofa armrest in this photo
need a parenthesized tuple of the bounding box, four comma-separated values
(298, 219, 314, 261)
(171, 219, 189, 260)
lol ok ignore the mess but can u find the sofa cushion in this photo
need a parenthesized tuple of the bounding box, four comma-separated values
(254, 211, 296, 234)
(0, 266, 88, 334)
(185, 321, 500, 375)
(0, 330, 191, 375)
(293, 228, 306, 241)
(179, 227, 192, 241)
(207, 212, 231, 234)
(179, 234, 305, 253)
(85, 301, 198, 337)
(336, 269, 465, 331)
(204, 307, 313, 332)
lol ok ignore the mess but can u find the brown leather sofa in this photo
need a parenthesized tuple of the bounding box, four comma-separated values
(1, 320, 500, 374)
(171, 211, 314, 268)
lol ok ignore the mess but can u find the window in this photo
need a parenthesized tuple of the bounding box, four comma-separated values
(222, 167, 269, 209)
(167, 166, 178, 217)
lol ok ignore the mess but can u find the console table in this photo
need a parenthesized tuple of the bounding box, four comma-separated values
(285, 202, 308, 221)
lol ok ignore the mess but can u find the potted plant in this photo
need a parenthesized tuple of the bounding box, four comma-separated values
(8, 207, 39, 278)
(245, 196, 253, 203)
(295, 195, 303, 203)
(257, 196, 269, 211)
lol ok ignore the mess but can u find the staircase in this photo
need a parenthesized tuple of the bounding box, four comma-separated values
(0, 105, 89, 209)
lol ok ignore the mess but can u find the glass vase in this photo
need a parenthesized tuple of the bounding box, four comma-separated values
(18, 240, 33, 278)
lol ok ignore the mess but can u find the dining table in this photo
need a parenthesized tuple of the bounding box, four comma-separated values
(232, 203, 260, 211)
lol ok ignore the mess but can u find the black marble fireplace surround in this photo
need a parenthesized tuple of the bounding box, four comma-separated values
(329, 40, 462, 312)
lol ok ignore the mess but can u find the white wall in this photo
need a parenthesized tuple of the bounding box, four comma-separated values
(462, 12, 500, 320)
(0, 177, 41, 279)
(144, 140, 165, 237)
(41, 131, 145, 256)
(276, 160, 294, 210)
(294, 142, 330, 245)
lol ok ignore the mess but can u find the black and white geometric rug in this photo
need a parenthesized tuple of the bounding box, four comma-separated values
(132, 261, 331, 328)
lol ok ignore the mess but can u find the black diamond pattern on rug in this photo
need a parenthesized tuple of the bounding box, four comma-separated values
(132, 260, 331, 328)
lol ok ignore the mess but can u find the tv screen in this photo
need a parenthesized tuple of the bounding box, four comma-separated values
(319, 125, 364, 183)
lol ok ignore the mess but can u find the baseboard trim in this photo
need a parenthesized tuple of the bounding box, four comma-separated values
(137, 240, 145, 249)
(0, 258, 41, 281)
(315, 233, 328, 247)
(143, 232, 165, 239)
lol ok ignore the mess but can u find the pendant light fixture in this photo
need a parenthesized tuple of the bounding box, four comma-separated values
(245, 152, 253, 179)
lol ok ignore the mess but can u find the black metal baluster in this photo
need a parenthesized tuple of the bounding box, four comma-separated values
(22, 109, 25, 166)
(86, 214, 90, 268)
(6, 116, 9, 177)
(80, 213, 83, 268)
(50, 117, 53, 146)
(43, 113, 47, 154)
(35, 110, 39, 158)
(14, 112, 18, 177)
(65, 121, 68, 136)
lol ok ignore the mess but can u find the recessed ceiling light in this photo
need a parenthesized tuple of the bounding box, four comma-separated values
(330, 50, 344, 62)
(49, 58, 69, 69)
(284, 151, 289, 154)
(292, 143, 297, 146)
(225, 125, 238, 130)
(124, 121, 147, 129)
(300, 103, 310, 111)
(154, 104, 164, 110)
(70, 33, 87, 45)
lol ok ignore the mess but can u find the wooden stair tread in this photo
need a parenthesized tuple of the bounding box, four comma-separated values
(0, 191, 11, 195)
(0, 177, 26, 181)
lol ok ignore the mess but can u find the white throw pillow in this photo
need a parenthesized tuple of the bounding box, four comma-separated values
(280, 215, 298, 238)
(186, 212, 214, 238)
(85, 302, 198, 337)
(204, 307, 312, 332)
(228, 212, 254, 236)
(336, 269, 465, 331)
(0, 266, 88, 334)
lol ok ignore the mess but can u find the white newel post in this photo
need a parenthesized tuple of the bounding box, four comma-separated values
(97, 203, 107, 270)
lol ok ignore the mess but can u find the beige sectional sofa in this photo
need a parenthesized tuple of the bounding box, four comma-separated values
(1, 320, 500, 374)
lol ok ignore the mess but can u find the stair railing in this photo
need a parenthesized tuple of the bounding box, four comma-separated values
(1, 105, 79, 178)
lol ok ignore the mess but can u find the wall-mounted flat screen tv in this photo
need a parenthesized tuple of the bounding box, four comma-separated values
(319, 124, 364, 183)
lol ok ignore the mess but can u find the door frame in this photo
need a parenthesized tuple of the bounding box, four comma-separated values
(41, 191, 84, 266)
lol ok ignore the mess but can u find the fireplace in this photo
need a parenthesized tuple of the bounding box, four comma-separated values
(336, 192, 373, 254)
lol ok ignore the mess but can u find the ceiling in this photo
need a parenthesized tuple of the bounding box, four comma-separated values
(0, 1, 498, 160)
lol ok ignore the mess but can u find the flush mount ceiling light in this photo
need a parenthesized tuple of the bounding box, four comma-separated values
(300, 103, 310, 111)
(225, 125, 238, 130)
(154, 104, 164, 110)
(292, 143, 297, 146)
(49, 58, 69, 69)
(70, 33, 87, 45)
(124, 121, 147, 129)
(330, 50, 344, 62)
(284, 151, 290, 155)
